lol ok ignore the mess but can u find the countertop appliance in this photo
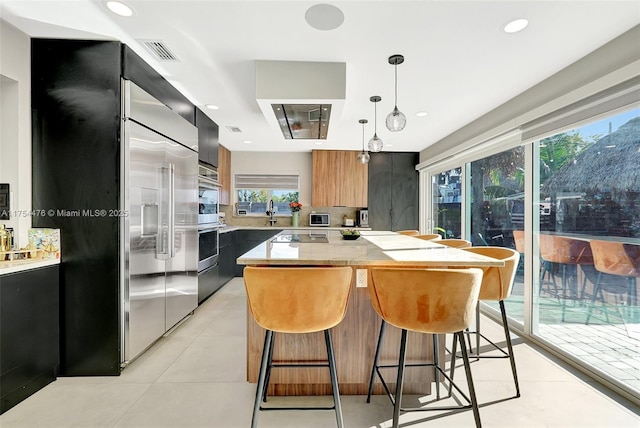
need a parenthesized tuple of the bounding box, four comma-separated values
(122, 80, 198, 365)
(309, 212, 331, 227)
(357, 209, 369, 227)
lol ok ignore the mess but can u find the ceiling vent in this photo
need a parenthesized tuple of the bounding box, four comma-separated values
(272, 104, 331, 139)
(138, 39, 179, 61)
(255, 60, 346, 142)
(226, 126, 243, 133)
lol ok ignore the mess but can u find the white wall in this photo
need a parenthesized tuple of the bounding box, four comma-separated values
(230, 150, 313, 206)
(0, 20, 31, 247)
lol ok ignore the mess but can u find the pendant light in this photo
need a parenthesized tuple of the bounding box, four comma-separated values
(385, 54, 406, 132)
(368, 96, 384, 152)
(357, 119, 370, 164)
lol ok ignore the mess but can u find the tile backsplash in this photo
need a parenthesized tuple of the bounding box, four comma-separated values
(220, 205, 360, 228)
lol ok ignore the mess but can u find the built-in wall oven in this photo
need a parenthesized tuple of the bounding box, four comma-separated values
(198, 164, 222, 302)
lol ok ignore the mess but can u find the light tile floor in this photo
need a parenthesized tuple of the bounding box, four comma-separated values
(2, 278, 640, 427)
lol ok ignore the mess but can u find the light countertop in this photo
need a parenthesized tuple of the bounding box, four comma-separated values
(237, 229, 504, 267)
(0, 258, 60, 276)
(219, 225, 370, 234)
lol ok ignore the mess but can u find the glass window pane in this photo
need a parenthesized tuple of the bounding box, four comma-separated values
(533, 108, 640, 396)
(469, 147, 526, 325)
(432, 167, 462, 238)
(236, 186, 299, 215)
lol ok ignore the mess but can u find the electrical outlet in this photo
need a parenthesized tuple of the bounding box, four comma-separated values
(356, 269, 367, 288)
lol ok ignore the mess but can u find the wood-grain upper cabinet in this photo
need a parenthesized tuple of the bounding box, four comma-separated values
(218, 144, 231, 205)
(312, 150, 368, 207)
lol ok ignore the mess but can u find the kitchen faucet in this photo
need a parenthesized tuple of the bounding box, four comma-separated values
(266, 199, 277, 226)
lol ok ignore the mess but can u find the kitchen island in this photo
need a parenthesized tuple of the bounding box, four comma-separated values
(237, 230, 503, 396)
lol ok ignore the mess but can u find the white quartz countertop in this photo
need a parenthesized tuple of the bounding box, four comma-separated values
(237, 230, 504, 267)
(0, 258, 60, 276)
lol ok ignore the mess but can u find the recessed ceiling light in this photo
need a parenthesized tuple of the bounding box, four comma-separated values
(385, 144, 393, 147)
(504, 19, 528, 33)
(105, 1, 134, 17)
(305, 4, 344, 31)
(243, 140, 252, 144)
(315, 142, 323, 145)
(416, 112, 428, 117)
(205, 104, 219, 110)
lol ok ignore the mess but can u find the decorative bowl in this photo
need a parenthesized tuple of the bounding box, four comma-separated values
(341, 230, 360, 240)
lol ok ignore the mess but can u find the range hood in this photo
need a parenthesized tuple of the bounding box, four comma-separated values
(256, 60, 345, 142)
(272, 103, 332, 139)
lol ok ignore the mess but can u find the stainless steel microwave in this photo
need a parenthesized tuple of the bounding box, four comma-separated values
(309, 213, 330, 227)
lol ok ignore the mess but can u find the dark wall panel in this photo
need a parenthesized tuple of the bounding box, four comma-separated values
(32, 39, 122, 375)
(368, 153, 393, 231)
(368, 152, 418, 231)
(391, 152, 419, 231)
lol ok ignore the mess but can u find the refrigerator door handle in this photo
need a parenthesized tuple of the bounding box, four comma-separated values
(168, 162, 175, 259)
(157, 162, 175, 260)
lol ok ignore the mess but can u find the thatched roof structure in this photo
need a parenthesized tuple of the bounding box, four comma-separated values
(542, 117, 640, 194)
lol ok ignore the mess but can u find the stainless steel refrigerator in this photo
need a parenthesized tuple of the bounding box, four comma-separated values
(121, 80, 199, 364)
(31, 39, 200, 375)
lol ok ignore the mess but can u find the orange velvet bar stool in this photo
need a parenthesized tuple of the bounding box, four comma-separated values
(439, 238, 472, 248)
(455, 246, 521, 398)
(512, 229, 525, 276)
(244, 266, 353, 428)
(586, 240, 639, 324)
(414, 233, 442, 241)
(397, 230, 420, 236)
(512, 230, 525, 254)
(538, 234, 594, 321)
(367, 268, 484, 428)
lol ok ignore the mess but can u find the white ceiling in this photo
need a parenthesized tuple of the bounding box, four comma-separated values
(2, 1, 639, 153)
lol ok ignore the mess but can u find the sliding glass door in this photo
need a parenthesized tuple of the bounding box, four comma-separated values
(431, 167, 463, 238)
(532, 108, 640, 394)
(469, 147, 526, 325)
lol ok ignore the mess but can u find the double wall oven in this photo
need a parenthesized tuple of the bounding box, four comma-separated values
(198, 164, 221, 302)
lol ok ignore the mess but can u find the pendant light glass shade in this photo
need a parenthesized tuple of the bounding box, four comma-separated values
(357, 119, 370, 164)
(386, 54, 406, 132)
(386, 106, 406, 132)
(368, 96, 384, 153)
(368, 134, 383, 153)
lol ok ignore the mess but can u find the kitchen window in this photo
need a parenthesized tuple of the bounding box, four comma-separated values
(235, 173, 299, 215)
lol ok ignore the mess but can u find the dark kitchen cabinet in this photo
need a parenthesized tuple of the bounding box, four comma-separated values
(368, 152, 419, 231)
(218, 230, 236, 286)
(235, 229, 281, 276)
(1, 265, 59, 414)
(196, 108, 219, 167)
(198, 263, 219, 304)
(198, 230, 237, 304)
